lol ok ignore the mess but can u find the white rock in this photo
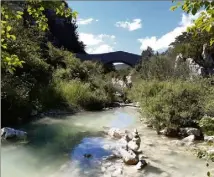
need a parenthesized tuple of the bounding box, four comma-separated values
(135, 160, 147, 170)
(108, 128, 123, 139)
(101, 166, 106, 172)
(159, 128, 167, 135)
(182, 135, 195, 142)
(128, 140, 140, 152)
(119, 148, 138, 165)
(207, 149, 214, 155)
(1, 127, 27, 139)
(204, 136, 214, 143)
(186, 128, 201, 137)
(135, 102, 140, 107)
(118, 137, 128, 149)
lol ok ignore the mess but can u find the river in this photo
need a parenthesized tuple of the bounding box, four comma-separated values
(1, 107, 213, 177)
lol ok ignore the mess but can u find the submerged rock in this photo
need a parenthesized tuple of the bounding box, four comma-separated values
(83, 153, 92, 158)
(1, 127, 27, 140)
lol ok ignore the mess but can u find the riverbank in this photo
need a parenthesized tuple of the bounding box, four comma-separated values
(1, 107, 213, 177)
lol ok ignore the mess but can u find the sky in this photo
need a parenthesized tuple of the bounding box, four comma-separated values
(67, 1, 201, 55)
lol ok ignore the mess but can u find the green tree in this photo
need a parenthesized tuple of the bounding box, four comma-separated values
(1, 0, 78, 73)
(141, 46, 154, 60)
(170, 0, 214, 45)
(170, 31, 214, 68)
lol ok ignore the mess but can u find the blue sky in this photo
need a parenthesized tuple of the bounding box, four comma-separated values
(67, 1, 200, 55)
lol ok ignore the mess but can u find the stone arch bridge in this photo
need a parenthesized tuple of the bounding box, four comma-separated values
(75, 51, 141, 67)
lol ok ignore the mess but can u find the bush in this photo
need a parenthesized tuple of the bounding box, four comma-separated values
(199, 116, 214, 136)
(128, 79, 205, 131)
(55, 80, 109, 110)
(134, 55, 190, 81)
(202, 81, 214, 117)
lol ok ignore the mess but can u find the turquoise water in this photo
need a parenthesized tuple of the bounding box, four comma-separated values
(1, 108, 135, 177)
(1, 107, 213, 177)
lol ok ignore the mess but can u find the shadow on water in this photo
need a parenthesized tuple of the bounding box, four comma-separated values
(11, 122, 106, 169)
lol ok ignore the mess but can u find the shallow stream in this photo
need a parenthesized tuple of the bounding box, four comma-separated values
(1, 107, 213, 177)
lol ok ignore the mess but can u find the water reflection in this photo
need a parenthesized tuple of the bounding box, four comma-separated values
(109, 111, 134, 128)
(71, 137, 112, 168)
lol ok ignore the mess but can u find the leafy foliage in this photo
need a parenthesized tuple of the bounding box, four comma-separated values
(171, 0, 214, 45)
(170, 31, 214, 68)
(128, 79, 206, 131)
(1, 1, 116, 127)
(1, 0, 78, 73)
(199, 115, 214, 135)
(133, 55, 190, 80)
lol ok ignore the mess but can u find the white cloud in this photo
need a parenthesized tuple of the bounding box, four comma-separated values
(115, 19, 142, 31)
(138, 11, 203, 52)
(87, 44, 114, 54)
(79, 33, 102, 46)
(77, 18, 99, 25)
(79, 33, 116, 54)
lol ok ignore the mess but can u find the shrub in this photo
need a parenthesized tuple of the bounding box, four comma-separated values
(55, 80, 109, 110)
(128, 79, 205, 131)
(199, 116, 214, 136)
(202, 81, 214, 117)
(135, 55, 190, 81)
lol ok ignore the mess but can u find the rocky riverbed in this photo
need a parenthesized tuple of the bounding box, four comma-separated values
(1, 107, 214, 177)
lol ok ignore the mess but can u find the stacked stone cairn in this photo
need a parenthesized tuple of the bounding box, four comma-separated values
(106, 127, 147, 170)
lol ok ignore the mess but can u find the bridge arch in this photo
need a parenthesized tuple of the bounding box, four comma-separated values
(75, 51, 141, 67)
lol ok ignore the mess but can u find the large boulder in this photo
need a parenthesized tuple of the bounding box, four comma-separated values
(179, 127, 203, 140)
(1, 127, 27, 140)
(107, 128, 124, 139)
(119, 148, 139, 165)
